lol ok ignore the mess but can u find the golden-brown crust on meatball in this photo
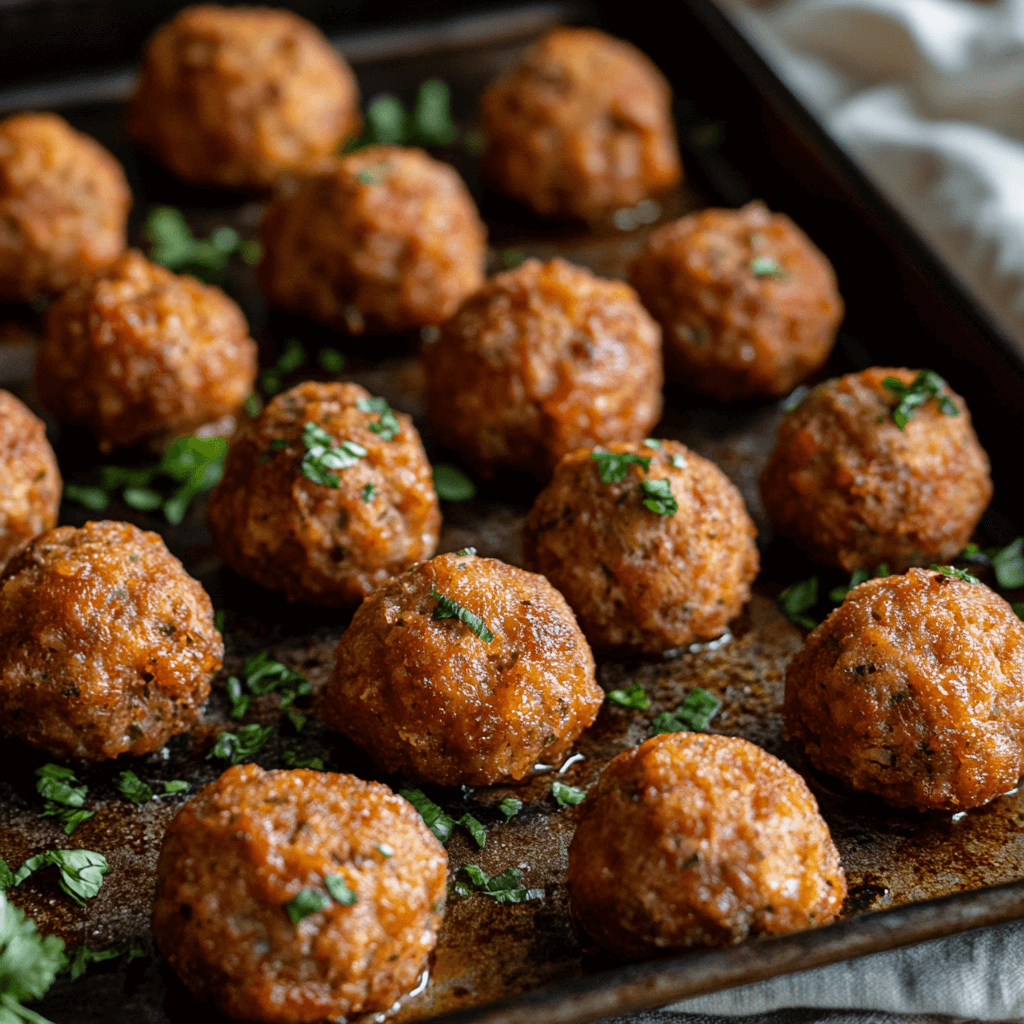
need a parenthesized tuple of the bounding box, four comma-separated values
(479, 27, 681, 221)
(0, 390, 61, 571)
(320, 551, 602, 786)
(785, 568, 1024, 811)
(128, 5, 360, 189)
(423, 258, 663, 478)
(0, 112, 130, 302)
(759, 368, 992, 572)
(568, 732, 846, 957)
(258, 146, 486, 334)
(629, 201, 844, 400)
(152, 765, 447, 1024)
(36, 249, 258, 452)
(0, 520, 221, 761)
(523, 441, 758, 655)
(207, 381, 440, 607)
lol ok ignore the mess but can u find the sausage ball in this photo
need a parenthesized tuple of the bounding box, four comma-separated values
(320, 550, 603, 786)
(36, 249, 258, 452)
(208, 381, 440, 607)
(128, 5, 360, 189)
(568, 732, 846, 957)
(423, 258, 663, 478)
(152, 765, 447, 1024)
(0, 390, 61, 571)
(629, 201, 844, 400)
(479, 27, 681, 221)
(785, 568, 1024, 812)
(0, 112, 130, 302)
(259, 146, 486, 334)
(0, 520, 222, 761)
(760, 367, 992, 572)
(523, 441, 759, 655)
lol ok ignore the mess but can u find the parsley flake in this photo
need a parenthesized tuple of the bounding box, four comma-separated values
(432, 463, 476, 501)
(779, 577, 819, 630)
(361, 483, 376, 503)
(355, 162, 392, 185)
(238, 652, 313, 729)
(115, 770, 153, 805)
(64, 938, 146, 982)
(643, 438, 662, 449)
(1013, 603, 1024, 621)
(399, 787, 455, 843)
(458, 865, 543, 904)
(346, 80, 456, 151)
(260, 338, 306, 395)
(324, 875, 358, 906)
(606, 681, 650, 710)
(671, 453, 688, 469)
(355, 396, 401, 441)
(374, 843, 394, 858)
(285, 889, 330, 923)
(0, 890, 67, 1018)
(431, 588, 494, 642)
(458, 813, 487, 849)
(299, 422, 366, 488)
(591, 450, 651, 483)
(991, 538, 1024, 590)
(13, 850, 109, 907)
(750, 255, 788, 279)
(640, 478, 678, 517)
(828, 565, 889, 604)
(652, 687, 722, 735)
(882, 370, 959, 430)
(316, 347, 346, 373)
(208, 724, 273, 765)
(36, 765, 93, 836)
(930, 565, 980, 584)
(146, 206, 257, 285)
(498, 797, 522, 822)
(551, 782, 586, 807)
(282, 746, 324, 770)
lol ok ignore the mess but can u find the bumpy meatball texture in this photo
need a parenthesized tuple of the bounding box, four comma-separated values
(36, 249, 258, 452)
(423, 258, 663, 478)
(0, 390, 61, 571)
(524, 441, 758, 654)
(259, 146, 486, 334)
(0, 521, 222, 760)
(760, 368, 992, 572)
(480, 27, 681, 221)
(152, 765, 447, 1024)
(321, 551, 603, 786)
(786, 568, 1024, 811)
(0, 112, 130, 302)
(568, 732, 846, 957)
(629, 201, 844, 400)
(129, 5, 360, 189)
(207, 381, 440, 607)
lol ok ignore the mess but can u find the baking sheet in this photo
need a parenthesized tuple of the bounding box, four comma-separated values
(2, 4, 1024, 1023)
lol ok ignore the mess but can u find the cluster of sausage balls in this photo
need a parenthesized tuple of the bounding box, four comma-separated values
(1, 5, 1018, 1024)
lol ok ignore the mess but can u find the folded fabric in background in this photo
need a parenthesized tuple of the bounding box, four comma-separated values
(723, 0, 1024, 358)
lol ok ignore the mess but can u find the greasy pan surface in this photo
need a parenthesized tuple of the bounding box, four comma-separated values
(2, 3, 1024, 1023)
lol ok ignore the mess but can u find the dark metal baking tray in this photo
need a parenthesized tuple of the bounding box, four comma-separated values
(2, 2, 1024, 1023)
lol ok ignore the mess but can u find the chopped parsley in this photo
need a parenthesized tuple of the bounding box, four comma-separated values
(64, 938, 146, 982)
(317, 347, 345, 373)
(498, 797, 522, 822)
(432, 463, 476, 501)
(454, 865, 543, 904)
(828, 564, 889, 604)
(779, 577, 818, 629)
(550, 782, 586, 807)
(324, 875, 358, 906)
(297, 422, 366, 488)
(259, 338, 306, 396)
(0, 890, 67, 1021)
(606, 681, 650, 710)
(35, 765, 93, 836)
(355, 397, 401, 441)
(146, 205, 259, 285)
(590, 450, 651, 483)
(281, 746, 324, 770)
(458, 814, 487, 849)
(652, 687, 722, 735)
(640, 478, 678, 517)
(228, 652, 313, 731)
(431, 588, 494, 642)
(500, 249, 526, 269)
(374, 843, 395, 858)
(361, 483, 376, 503)
(643, 438, 662, 449)
(208, 724, 273, 765)
(1013, 603, 1024, 621)
(11, 850, 109, 907)
(355, 162, 392, 185)
(285, 889, 330, 923)
(115, 771, 188, 804)
(930, 565, 980, 584)
(346, 79, 457, 151)
(882, 370, 959, 430)
(750, 255, 788, 279)
(671, 453, 688, 469)
(398, 786, 486, 846)
(991, 538, 1024, 590)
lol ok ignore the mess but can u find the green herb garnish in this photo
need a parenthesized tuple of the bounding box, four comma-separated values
(828, 564, 889, 604)
(347, 80, 456, 151)
(498, 797, 522, 822)
(63, 938, 146, 982)
(12, 850, 109, 907)
(0, 890, 66, 1021)
(1012, 603, 1024, 621)
(551, 782, 586, 807)
(355, 396, 401, 441)
(115, 770, 153, 805)
(458, 814, 487, 849)
(146, 206, 258, 285)
(671, 453, 688, 469)
(259, 338, 306, 396)
(882, 370, 959, 430)
(991, 538, 1024, 590)
(640, 478, 677, 517)
(285, 889, 330, 923)
(35, 765, 93, 836)
(643, 438, 662, 449)
(324, 875, 358, 906)
(355, 162, 392, 185)
(606, 681, 650, 710)
(432, 464, 476, 501)
(750, 255, 787, 279)
(431, 588, 494, 642)
(500, 249, 526, 269)
(227, 653, 313, 730)
(281, 746, 324, 770)
(208, 724, 273, 765)
(374, 843, 394, 858)
(298, 422, 366, 488)
(652, 687, 722, 735)
(591, 450, 651, 483)
(457, 865, 543, 904)
(779, 577, 818, 629)
(930, 565, 980, 583)
(316, 347, 346, 373)
(399, 786, 455, 843)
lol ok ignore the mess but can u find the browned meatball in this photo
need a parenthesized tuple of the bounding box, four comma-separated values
(760, 368, 992, 572)
(629, 202, 844, 400)
(207, 381, 440, 607)
(152, 765, 447, 1024)
(0, 521, 221, 761)
(128, 5, 360, 189)
(0, 112, 130, 302)
(259, 146, 486, 334)
(479, 27, 682, 221)
(423, 258, 663, 478)
(36, 249, 258, 452)
(321, 550, 602, 786)
(568, 732, 846, 957)
(524, 441, 758, 655)
(785, 568, 1024, 811)
(0, 390, 61, 571)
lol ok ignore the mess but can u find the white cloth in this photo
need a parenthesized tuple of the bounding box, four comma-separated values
(723, 0, 1024, 358)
